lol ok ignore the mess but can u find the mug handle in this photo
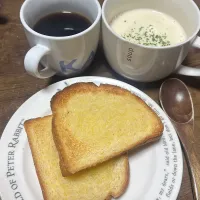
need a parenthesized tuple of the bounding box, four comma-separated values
(176, 36, 200, 76)
(24, 45, 56, 78)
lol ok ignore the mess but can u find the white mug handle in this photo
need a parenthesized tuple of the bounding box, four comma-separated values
(24, 45, 56, 78)
(176, 36, 200, 76)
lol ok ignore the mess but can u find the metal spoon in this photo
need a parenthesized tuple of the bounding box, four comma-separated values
(159, 78, 200, 200)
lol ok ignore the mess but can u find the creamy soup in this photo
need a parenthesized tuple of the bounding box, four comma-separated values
(110, 9, 187, 47)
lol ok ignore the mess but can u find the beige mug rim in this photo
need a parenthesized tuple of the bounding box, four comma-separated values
(102, 0, 200, 50)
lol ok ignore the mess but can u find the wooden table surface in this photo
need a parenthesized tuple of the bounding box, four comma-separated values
(1, 0, 200, 199)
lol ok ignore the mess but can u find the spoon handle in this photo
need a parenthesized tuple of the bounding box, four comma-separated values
(173, 122, 200, 200)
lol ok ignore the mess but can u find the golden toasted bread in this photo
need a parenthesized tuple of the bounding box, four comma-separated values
(51, 83, 163, 174)
(24, 116, 129, 200)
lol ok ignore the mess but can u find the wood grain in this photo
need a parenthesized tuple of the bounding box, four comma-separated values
(0, 0, 200, 199)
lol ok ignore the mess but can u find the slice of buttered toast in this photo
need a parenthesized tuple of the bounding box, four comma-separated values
(51, 83, 164, 174)
(24, 116, 129, 200)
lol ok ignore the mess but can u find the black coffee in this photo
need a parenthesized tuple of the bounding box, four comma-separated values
(33, 12, 92, 37)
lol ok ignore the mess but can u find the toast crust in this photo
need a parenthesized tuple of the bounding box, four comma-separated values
(24, 117, 51, 200)
(24, 116, 129, 200)
(51, 83, 164, 174)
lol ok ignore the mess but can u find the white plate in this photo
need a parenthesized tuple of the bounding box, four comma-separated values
(0, 76, 183, 200)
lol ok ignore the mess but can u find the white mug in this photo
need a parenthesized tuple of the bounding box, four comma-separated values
(102, 0, 200, 82)
(20, 0, 101, 79)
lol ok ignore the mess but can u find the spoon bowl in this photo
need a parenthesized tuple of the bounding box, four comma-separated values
(160, 78, 193, 123)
